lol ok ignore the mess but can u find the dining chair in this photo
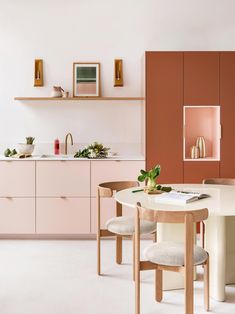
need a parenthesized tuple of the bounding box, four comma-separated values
(134, 202, 209, 314)
(201, 178, 235, 247)
(97, 181, 157, 278)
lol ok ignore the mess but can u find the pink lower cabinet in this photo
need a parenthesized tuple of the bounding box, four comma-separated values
(36, 161, 90, 197)
(91, 160, 145, 197)
(0, 161, 35, 197)
(36, 198, 90, 234)
(90, 197, 133, 233)
(0, 198, 35, 234)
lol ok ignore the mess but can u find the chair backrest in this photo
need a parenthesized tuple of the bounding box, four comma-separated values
(203, 178, 235, 185)
(98, 181, 139, 198)
(136, 202, 208, 224)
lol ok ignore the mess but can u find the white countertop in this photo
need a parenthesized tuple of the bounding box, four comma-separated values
(0, 155, 145, 161)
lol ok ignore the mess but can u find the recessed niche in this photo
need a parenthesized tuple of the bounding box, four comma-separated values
(183, 106, 221, 161)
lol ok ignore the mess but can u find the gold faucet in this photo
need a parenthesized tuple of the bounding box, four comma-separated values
(65, 133, 74, 155)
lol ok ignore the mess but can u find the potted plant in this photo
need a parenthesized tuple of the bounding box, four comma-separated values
(18, 137, 35, 155)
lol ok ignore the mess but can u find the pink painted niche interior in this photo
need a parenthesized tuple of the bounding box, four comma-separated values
(184, 106, 220, 160)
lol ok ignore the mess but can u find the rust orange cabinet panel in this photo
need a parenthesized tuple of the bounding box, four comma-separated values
(220, 52, 235, 177)
(184, 162, 220, 183)
(146, 52, 183, 183)
(184, 52, 219, 105)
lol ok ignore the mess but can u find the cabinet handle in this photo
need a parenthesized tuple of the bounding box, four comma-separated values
(60, 196, 67, 199)
(5, 197, 13, 200)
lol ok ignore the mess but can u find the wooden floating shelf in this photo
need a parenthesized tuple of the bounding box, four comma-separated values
(14, 96, 145, 101)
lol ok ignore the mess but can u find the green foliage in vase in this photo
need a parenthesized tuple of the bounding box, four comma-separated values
(74, 142, 110, 159)
(26, 137, 35, 145)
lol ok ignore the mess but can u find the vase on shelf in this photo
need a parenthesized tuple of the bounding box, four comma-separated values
(196, 136, 206, 158)
(190, 146, 199, 159)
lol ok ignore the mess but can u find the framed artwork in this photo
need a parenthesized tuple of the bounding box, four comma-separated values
(73, 62, 100, 97)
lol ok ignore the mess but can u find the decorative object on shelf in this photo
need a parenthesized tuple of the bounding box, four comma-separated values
(18, 137, 35, 155)
(114, 59, 123, 87)
(74, 142, 110, 159)
(73, 62, 100, 97)
(190, 145, 199, 159)
(51, 86, 64, 98)
(34, 59, 43, 87)
(54, 139, 60, 155)
(62, 91, 69, 98)
(196, 136, 206, 158)
(138, 165, 172, 193)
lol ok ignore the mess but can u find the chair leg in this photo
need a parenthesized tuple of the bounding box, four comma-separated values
(97, 233, 101, 275)
(155, 269, 163, 302)
(153, 231, 157, 242)
(204, 256, 210, 311)
(116, 235, 122, 264)
(133, 235, 135, 281)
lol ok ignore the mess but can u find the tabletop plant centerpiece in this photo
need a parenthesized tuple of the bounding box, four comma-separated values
(138, 165, 172, 194)
(74, 142, 110, 159)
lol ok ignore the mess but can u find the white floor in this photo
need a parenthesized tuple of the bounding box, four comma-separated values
(0, 240, 234, 314)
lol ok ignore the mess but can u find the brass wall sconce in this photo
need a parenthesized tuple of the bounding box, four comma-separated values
(34, 59, 43, 87)
(114, 59, 123, 87)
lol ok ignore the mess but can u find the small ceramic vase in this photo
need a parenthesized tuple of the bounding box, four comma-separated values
(196, 136, 206, 158)
(190, 146, 199, 159)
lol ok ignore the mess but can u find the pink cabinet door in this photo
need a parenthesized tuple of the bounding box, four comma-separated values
(0, 161, 35, 197)
(36, 161, 90, 197)
(36, 197, 90, 234)
(91, 161, 145, 197)
(90, 197, 133, 234)
(0, 198, 35, 234)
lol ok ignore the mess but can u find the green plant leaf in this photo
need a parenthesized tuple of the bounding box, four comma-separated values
(138, 175, 146, 182)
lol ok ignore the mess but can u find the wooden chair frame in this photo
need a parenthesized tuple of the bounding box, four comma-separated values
(97, 181, 157, 278)
(135, 203, 209, 314)
(201, 178, 235, 247)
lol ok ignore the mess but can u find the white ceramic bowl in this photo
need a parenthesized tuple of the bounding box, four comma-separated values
(17, 144, 35, 155)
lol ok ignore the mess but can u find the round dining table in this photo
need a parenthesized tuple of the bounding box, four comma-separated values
(115, 183, 235, 302)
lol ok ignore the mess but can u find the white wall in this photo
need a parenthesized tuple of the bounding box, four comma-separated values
(1, 0, 235, 155)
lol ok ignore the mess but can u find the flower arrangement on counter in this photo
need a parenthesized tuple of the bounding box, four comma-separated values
(74, 142, 110, 159)
(138, 164, 172, 193)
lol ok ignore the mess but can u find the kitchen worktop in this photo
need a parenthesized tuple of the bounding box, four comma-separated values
(0, 155, 145, 161)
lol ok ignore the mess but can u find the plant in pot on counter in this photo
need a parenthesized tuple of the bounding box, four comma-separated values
(74, 142, 110, 159)
(18, 137, 35, 155)
(138, 165, 172, 193)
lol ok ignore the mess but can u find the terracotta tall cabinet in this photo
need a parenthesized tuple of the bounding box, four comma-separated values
(146, 51, 234, 183)
(146, 52, 183, 183)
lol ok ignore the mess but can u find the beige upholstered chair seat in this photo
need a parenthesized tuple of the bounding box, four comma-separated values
(106, 216, 156, 236)
(144, 242, 208, 267)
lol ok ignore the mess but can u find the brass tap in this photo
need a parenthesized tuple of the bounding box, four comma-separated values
(65, 133, 74, 155)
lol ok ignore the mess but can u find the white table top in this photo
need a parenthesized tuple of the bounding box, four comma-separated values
(115, 184, 235, 216)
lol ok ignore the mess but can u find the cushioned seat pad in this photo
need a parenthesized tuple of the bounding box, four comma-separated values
(106, 216, 156, 236)
(143, 242, 208, 267)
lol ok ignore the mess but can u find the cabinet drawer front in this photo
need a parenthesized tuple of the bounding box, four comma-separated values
(36, 161, 90, 197)
(0, 198, 35, 234)
(91, 197, 133, 234)
(36, 198, 90, 234)
(0, 161, 35, 197)
(91, 161, 145, 197)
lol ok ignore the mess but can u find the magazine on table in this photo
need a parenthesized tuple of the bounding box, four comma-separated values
(155, 190, 210, 204)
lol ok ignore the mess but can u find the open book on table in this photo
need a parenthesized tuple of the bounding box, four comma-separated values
(155, 190, 210, 204)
